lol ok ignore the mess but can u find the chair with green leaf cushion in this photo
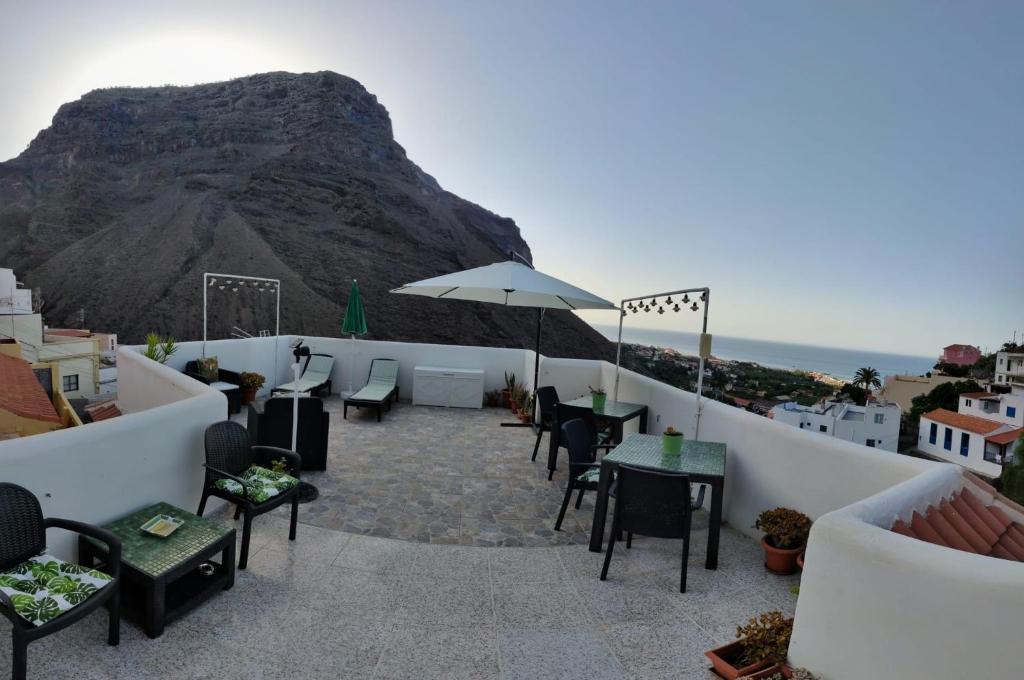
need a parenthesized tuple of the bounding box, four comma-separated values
(0, 483, 121, 680)
(197, 421, 301, 569)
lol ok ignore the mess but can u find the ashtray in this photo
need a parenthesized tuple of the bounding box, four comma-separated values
(140, 514, 184, 538)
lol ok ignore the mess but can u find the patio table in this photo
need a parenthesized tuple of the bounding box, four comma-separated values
(588, 433, 726, 569)
(561, 396, 648, 442)
(79, 502, 235, 638)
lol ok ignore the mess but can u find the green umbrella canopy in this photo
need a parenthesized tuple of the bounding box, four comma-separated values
(341, 279, 368, 335)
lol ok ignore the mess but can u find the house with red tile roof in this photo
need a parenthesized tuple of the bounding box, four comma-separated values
(0, 352, 63, 437)
(919, 404, 1023, 478)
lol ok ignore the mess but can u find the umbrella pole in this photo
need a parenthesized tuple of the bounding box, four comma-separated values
(531, 308, 543, 423)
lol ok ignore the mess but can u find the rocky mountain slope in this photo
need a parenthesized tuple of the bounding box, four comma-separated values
(0, 71, 612, 359)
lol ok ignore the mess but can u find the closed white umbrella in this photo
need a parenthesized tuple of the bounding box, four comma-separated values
(391, 252, 617, 421)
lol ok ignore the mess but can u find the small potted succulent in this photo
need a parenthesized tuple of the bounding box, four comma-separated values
(589, 385, 607, 411)
(484, 390, 501, 408)
(706, 610, 793, 680)
(755, 508, 812, 575)
(518, 390, 533, 423)
(238, 371, 266, 404)
(662, 426, 684, 455)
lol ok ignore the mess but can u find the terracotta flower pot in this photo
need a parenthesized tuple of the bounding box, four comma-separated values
(761, 537, 804, 575)
(704, 640, 772, 680)
(741, 663, 793, 679)
(242, 387, 258, 404)
(796, 552, 804, 571)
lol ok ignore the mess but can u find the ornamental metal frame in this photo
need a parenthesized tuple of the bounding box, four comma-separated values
(612, 287, 711, 439)
(202, 272, 281, 385)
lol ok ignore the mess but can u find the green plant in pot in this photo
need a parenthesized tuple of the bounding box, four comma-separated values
(662, 426, 684, 455)
(503, 371, 516, 409)
(589, 385, 607, 411)
(518, 390, 533, 423)
(142, 333, 177, 364)
(238, 372, 266, 404)
(755, 508, 811, 575)
(705, 610, 793, 680)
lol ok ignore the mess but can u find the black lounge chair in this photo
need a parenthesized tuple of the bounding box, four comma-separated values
(343, 358, 399, 422)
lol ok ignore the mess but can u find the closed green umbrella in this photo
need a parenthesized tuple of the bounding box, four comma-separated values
(342, 279, 367, 394)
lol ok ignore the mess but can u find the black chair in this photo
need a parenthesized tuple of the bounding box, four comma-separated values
(600, 464, 703, 593)
(547, 402, 614, 480)
(0, 483, 121, 680)
(197, 421, 301, 569)
(248, 397, 330, 471)
(531, 386, 559, 462)
(554, 418, 615, 531)
(184, 359, 243, 415)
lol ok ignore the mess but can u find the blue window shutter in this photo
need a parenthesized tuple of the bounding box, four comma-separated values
(1008, 406, 1017, 418)
(944, 428, 953, 451)
(929, 422, 937, 445)
(960, 432, 969, 457)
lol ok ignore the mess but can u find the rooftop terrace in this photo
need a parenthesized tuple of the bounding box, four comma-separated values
(1, 335, 1021, 679)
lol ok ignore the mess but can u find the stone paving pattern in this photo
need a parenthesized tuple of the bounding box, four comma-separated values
(1, 402, 801, 678)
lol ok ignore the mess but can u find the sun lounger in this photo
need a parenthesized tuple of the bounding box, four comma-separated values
(344, 358, 399, 422)
(273, 353, 334, 396)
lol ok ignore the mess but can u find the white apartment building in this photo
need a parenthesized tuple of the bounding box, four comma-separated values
(918, 388, 1023, 477)
(770, 399, 903, 451)
(994, 351, 1024, 387)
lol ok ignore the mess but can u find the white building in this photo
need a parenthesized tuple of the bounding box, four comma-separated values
(917, 389, 1023, 477)
(770, 399, 902, 451)
(994, 351, 1024, 387)
(0, 267, 101, 398)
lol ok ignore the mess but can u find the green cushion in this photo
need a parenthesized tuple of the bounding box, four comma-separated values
(577, 467, 601, 483)
(349, 384, 392, 402)
(0, 554, 112, 626)
(214, 465, 298, 503)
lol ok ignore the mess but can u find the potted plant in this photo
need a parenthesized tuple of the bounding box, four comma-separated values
(589, 385, 607, 411)
(740, 666, 817, 680)
(755, 508, 812, 575)
(503, 371, 516, 409)
(484, 390, 501, 408)
(518, 390, 533, 423)
(662, 426, 684, 455)
(238, 372, 266, 404)
(705, 610, 793, 680)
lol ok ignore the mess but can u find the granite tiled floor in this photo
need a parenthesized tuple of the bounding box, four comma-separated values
(0, 512, 800, 679)
(278, 399, 604, 546)
(1, 402, 801, 679)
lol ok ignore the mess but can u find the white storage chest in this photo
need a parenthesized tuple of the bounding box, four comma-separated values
(412, 366, 485, 408)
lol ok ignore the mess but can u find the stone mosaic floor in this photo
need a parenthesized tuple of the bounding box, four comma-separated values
(1, 510, 800, 680)
(268, 399, 631, 546)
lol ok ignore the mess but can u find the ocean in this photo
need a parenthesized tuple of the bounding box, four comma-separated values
(592, 325, 935, 383)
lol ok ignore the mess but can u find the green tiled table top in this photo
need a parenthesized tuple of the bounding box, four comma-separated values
(604, 434, 726, 477)
(563, 397, 647, 419)
(87, 502, 232, 579)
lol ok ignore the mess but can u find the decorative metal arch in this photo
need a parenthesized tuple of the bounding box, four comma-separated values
(203, 272, 281, 383)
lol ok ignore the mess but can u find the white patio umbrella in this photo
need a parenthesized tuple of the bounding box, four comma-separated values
(390, 252, 617, 420)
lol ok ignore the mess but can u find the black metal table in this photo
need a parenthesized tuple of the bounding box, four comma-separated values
(79, 502, 235, 638)
(588, 434, 726, 569)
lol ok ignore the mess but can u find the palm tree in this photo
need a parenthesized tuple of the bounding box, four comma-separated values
(852, 366, 882, 396)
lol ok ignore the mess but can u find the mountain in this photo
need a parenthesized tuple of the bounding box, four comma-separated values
(0, 71, 612, 360)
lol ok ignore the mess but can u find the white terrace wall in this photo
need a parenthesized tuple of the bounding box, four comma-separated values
(0, 348, 225, 558)
(791, 465, 1024, 679)
(594, 361, 934, 537)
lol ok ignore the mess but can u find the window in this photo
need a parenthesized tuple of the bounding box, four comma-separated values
(943, 427, 953, 451)
(965, 399, 972, 407)
(819, 425, 827, 432)
(928, 422, 937, 445)
(1008, 406, 1017, 419)
(62, 374, 79, 392)
(960, 432, 970, 457)
(874, 413, 884, 424)
(866, 439, 876, 447)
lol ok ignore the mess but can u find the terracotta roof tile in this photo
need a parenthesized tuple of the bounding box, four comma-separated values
(986, 428, 1024, 446)
(0, 354, 60, 424)
(84, 403, 121, 422)
(923, 408, 1004, 435)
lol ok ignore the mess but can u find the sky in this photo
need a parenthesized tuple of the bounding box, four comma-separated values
(0, 0, 1021, 356)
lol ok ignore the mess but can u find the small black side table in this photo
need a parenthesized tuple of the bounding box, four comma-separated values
(79, 502, 235, 638)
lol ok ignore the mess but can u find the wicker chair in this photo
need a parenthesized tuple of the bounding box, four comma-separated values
(547, 402, 614, 480)
(530, 386, 559, 462)
(197, 421, 301, 569)
(553, 418, 617, 531)
(600, 465, 703, 593)
(0, 483, 121, 680)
